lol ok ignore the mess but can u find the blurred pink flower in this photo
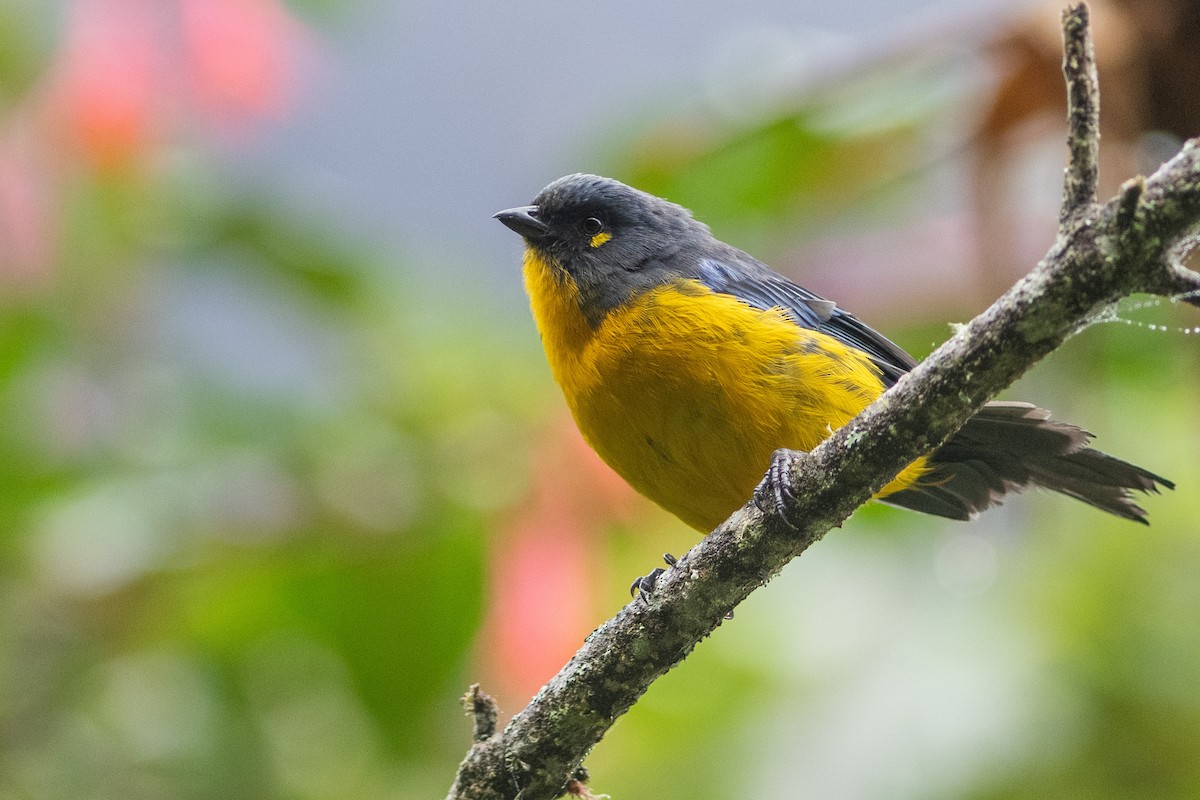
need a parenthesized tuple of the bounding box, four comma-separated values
(482, 416, 639, 704)
(0, 0, 318, 281)
(0, 129, 55, 284)
(180, 0, 312, 136)
(486, 514, 595, 703)
(39, 0, 313, 170)
(46, 0, 166, 172)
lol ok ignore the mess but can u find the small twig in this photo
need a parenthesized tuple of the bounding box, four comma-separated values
(1060, 2, 1100, 223)
(1114, 176, 1145, 231)
(463, 684, 498, 742)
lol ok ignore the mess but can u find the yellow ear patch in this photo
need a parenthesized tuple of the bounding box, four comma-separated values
(589, 231, 613, 249)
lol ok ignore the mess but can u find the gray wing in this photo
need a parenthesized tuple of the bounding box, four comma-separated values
(692, 254, 917, 386)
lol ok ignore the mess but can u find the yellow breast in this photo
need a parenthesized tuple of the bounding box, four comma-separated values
(524, 250, 926, 531)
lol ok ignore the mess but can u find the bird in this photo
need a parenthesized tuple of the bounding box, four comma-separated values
(495, 173, 1172, 533)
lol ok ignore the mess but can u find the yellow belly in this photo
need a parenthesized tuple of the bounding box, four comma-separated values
(525, 254, 926, 531)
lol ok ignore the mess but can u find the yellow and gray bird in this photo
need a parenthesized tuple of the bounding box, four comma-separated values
(495, 174, 1171, 532)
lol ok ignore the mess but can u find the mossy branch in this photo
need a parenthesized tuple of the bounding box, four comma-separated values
(447, 4, 1200, 798)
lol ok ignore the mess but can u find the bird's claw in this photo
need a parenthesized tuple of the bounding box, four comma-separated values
(630, 553, 678, 604)
(754, 448, 803, 530)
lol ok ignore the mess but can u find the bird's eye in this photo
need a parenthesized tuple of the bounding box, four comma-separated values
(581, 217, 604, 235)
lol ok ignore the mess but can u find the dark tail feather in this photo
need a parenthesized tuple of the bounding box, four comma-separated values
(884, 401, 1173, 524)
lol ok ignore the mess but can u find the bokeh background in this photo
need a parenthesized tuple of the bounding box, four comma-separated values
(1, 0, 1198, 798)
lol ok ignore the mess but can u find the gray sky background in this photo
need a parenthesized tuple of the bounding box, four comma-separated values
(239, 0, 1030, 295)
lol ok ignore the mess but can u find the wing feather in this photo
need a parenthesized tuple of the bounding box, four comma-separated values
(691, 254, 917, 385)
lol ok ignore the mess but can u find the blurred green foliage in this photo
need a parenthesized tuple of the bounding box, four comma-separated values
(0, 146, 545, 796)
(1, 4, 1198, 800)
(0, 0, 46, 103)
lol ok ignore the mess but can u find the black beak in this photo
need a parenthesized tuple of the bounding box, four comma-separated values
(494, 205, 549, 239)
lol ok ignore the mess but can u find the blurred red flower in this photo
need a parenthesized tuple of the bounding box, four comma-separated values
(47, 0, 165, 172)
(482, 416, 639, 705)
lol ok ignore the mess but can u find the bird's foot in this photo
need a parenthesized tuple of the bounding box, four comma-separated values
(754, 448, 804, 530)
(630, 553, 678, 605)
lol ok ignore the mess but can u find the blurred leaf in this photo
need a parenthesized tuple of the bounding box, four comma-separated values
(180, 522, 486, 757)
(620, 112, 923, 252)
(202, 203, 373, 310)
(0, 0, 47, 102)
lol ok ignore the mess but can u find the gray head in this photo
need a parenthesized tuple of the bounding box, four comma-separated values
(494, 174, 712, 325)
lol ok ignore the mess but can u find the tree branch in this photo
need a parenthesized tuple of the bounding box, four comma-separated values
(447, 4, 1200, 798)
(1060, 3, 1100, 222)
